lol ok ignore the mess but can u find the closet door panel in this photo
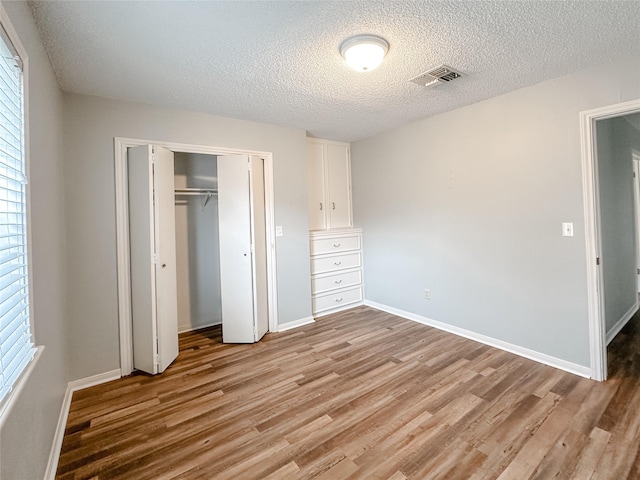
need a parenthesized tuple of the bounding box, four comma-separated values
(218, 154, 255, 343)
(326, 144, 352, 229)
(153, 146, 179, 373)
(307, 142, 326, 230)
(127, 145, 158, 375)
(250, 156, 269, 341)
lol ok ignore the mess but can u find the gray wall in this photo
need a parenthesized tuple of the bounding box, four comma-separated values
(597, 116, 640, 334)
(351, 56, 640, 368)
(174, 153, 221, 332)
(1, 2, 69, 479)
(63, 93, 311, 380)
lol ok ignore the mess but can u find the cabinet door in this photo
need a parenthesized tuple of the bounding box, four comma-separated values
(326, 144, 352, 229)
(307, 142, 327, 231)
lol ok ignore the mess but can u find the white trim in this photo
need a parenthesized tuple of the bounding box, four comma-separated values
(633, 155, 640, 294)
(115, 137, 279, 375)
(45, 369, 121, 480)
(276, 316, 315, 332)
(44, 385, 73, 480)
(605, 301, 639, 346)
(0, 345, 43, 430)
(580, 98, 640, 381)
(67, 369, 122, 392)
(177, 321, 221, 334)
(364, 300, 591, 378)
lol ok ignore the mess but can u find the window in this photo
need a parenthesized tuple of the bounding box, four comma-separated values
(0, 22, 33, 406)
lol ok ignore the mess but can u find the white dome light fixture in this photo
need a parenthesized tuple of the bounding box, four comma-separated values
(340, 34, 389, 72)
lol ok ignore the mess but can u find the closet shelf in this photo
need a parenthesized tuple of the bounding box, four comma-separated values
(175, 188, 217, 208)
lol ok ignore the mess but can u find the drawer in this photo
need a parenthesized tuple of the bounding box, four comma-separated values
(310, 234, 360, 255)
(311, 252, 361, 275)
(312, 269, 362, 295)
(313, 286, 363, 314)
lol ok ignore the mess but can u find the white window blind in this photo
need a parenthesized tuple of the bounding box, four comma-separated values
(0, 23, 33, 405)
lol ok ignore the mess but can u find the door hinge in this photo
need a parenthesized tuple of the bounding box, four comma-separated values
(596, 257, 600, 266)
(154, 354, 160, 368)
(153, 253, 159, 264)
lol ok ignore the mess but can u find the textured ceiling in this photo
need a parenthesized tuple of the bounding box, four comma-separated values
(29, 1, 640, 142)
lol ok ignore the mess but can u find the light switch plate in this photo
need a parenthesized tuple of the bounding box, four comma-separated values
(275, 225, 283, 237)
(562, 222, 574, 237)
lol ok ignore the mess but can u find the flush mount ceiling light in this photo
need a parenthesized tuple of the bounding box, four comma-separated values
(340, 34, 389, 72)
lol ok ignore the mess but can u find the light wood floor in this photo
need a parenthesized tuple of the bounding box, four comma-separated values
(56, 306, 640, 479)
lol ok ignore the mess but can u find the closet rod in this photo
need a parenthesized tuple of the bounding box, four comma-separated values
(174, 188, 217, 209)
(174, 191, 217, 196)
(174, 188, 218, 195)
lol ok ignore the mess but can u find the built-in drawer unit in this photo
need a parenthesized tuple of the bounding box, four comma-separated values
(310, 234, 360, 256)
(313, 286, 363, 314)
(309, 228, 363, 317)
(312, 269, 362, 295)
(311, 252, 361, 275)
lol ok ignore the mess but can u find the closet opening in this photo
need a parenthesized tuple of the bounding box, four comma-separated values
(174, 152, 222, 335)
(115, 138, 278, 376)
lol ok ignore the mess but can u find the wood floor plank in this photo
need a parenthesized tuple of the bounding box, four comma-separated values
(55, 306, 640, 480)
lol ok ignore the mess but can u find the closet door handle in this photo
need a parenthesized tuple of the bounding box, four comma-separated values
(334, 279, 342, 284)
(334, 261, 342, 266)
(320, 203, 323, 210)
(332, 243, 341, 247)
(335, 297, 343, 302)
(161, 264, 167, 268)
(332, 202, 336, 210)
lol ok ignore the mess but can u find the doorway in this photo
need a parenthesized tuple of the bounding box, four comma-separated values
(581, 99, 640, 381)
(115, 138, 279, 376)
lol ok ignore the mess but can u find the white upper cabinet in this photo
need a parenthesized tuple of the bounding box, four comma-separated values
(307, 139, 353, 230)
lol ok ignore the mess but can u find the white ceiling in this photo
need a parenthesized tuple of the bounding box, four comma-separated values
(29, 1, 640, 142)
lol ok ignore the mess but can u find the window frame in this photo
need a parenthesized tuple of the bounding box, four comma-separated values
(0, 1, 43, 429)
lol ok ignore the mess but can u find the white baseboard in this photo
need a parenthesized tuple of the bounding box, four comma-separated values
(276, 316, 315, 332)
(44, 385, 73, 480)
(45, 369, 122, 480)
(67, 369, 122, 392)
(178, 320, 221, 334)
(606, 301, 639, 345)
(364, 300, 591, 379)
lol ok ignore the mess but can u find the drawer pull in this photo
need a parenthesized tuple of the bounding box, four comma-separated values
(335, 297, 343, 302)
(334, 261, 342, 266)
(332, 243, 341, 247)
(334, 279, 342, 284)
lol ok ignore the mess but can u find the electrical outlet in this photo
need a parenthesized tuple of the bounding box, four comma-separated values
(424, 288, 431, 300)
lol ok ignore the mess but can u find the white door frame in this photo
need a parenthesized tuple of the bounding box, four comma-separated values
(114, 137, 279, 376)
(633, 154, 640, 294)
(581, 98, 640, 381)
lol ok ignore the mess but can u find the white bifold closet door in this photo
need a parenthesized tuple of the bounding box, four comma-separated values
(128, 145, 179, 374)
(218, 154, 269, 343)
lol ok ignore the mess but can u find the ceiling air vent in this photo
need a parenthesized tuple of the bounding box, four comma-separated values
(410, 64, 463, 88)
